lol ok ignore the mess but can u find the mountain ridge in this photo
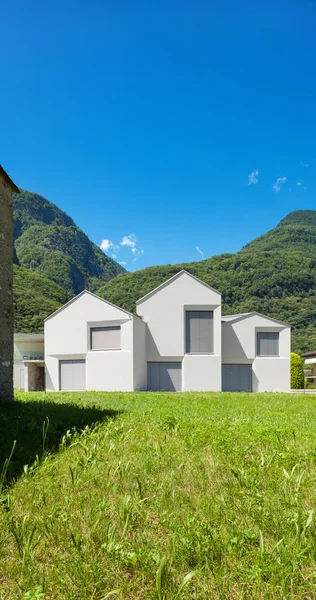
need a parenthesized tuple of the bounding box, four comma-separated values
(13, 190, 125, 295)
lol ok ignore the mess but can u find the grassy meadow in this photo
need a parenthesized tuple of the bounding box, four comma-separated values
(1, 391, 316, 599)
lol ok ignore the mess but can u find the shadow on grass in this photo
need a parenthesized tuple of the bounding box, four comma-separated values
(0, 396, 121, 484)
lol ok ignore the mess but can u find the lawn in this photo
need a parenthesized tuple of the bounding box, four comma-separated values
(0, 391, 316, 599)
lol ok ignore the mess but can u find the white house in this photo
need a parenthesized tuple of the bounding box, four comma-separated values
(44, 270, 291, 393)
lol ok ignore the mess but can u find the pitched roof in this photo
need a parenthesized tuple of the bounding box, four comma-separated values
(221, 313, 251, 322)
(222, 311, 290, 327)
(14, 333, 44, 341)
(0, 165, 20, 193)
(136, 270, 221, 305)
(45, 289, 143, 322)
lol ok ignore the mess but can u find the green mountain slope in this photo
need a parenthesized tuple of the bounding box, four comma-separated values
(13, 191, 125, 294)
(97, 211, 316, 354)
(13, 265, 69, 333)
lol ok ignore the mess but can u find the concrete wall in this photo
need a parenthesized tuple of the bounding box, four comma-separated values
(136, 271, 222, 391)
(222, 314, 291, 392)
(45, 291, 145, 392)
(0, 174, 14, 401)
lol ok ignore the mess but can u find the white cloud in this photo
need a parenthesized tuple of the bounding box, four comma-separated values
(101, 234, 144, 262)
(120, 233, 144, 260)
(119, 261, 127, 265)
(248, 170, 259, 185)
(301, 161, 310, 167)
(297, 181, 302, 186)
(120, 234, 137, 249)
(272, 177, 287, 192)
(100, 239, 112, 252)
(195, 246, 204, 259)
(100, 239, 120, 254)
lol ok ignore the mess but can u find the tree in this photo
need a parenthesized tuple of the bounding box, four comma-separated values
(290, 352, 304, 389)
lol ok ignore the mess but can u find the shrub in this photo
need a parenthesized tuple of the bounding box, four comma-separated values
(290, 351, 304, 389)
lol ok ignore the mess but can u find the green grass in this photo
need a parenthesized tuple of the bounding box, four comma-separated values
(1, 391, 316, 599)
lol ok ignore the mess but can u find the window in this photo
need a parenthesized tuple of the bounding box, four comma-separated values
(256, 332, 279, 356)
(90, 326, 121, 350)
(186, 311, 213, 353)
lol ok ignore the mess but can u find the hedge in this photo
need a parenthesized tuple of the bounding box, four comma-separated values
(290, 352, 304, 389)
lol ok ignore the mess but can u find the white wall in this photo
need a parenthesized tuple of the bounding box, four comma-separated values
(222, 314, 291, 392)
(86, 318, 134, 391)
(183, 354, 221, 391)
(86, 349, 133, 391)
(253, 356, 290, 392)
(45, 292, 142, 392)
(136, 272, 222, 391)
(133, 317, 147, 390)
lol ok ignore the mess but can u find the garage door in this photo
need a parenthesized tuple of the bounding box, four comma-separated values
(147, 362, 182, 391)
(222, 364, 252, 392)
(60, 360, 86, 391)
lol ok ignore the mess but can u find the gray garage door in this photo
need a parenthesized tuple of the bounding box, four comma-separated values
(60, 360, 86, 391)
(147, 362, 182, 391)
(222, 364, 252, 392)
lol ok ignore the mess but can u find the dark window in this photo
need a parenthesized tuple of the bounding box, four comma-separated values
(186, 311, 213, 353)
(256, 332, 279, 356)
(90, 326, 121, 350)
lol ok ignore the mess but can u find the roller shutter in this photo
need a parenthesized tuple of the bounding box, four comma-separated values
(222, 364, 252, 392)
(147, 362, 182, 391)
(60, 360, 86, 391)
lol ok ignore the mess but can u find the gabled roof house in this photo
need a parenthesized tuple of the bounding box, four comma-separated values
(44, 270, 291, 393)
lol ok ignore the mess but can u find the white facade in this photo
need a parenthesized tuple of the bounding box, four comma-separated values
(44, 270, 291, 393)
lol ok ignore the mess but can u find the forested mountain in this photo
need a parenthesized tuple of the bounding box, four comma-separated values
(13, 265, 69, 333)
(13, 191, 125, 294)
(96, 210, 316, 354)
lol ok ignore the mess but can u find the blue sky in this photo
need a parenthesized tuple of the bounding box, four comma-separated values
(1, 1, 316, 270)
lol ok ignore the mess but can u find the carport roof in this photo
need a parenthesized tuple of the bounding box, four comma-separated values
(14, 333, 44, 341)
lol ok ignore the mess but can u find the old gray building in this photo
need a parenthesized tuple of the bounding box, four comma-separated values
(0, 165, 19, 402)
